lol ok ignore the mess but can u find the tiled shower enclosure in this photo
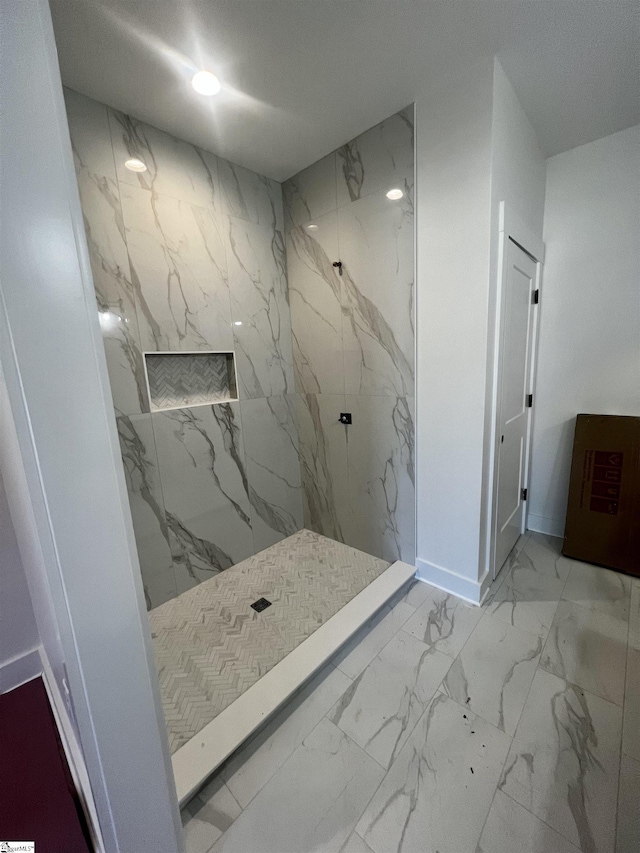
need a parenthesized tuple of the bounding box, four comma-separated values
(66, 89, 414, 610)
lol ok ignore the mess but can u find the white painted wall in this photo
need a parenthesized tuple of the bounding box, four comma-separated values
(0, 1, 182, 850)
(415, 58, 494, 601)
(0, 468, 41, 692)
(529, 125, 640, 536)
(415, 58, 546, 602)
(480, 59, 546, 579)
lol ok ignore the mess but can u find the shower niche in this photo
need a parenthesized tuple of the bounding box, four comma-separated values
(144, 351, 238, 412)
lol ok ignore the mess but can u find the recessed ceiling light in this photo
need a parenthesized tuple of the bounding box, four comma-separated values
(306, 224, 319, 232)
(192, 71, 221, 96)
(125, 158, 147, 172)
(386, 188, 403, 200)
(234, 321, 243, 326)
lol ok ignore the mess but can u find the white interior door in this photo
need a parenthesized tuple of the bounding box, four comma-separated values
(494, 238, 538, 572)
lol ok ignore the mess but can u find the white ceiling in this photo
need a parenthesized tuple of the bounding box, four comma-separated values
(50, 0, 640, 182)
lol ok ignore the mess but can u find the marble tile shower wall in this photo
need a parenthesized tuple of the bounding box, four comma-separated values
(65, 89, 302, 609)
(284, 106, 415, 564)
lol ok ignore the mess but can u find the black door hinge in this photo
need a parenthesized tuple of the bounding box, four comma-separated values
(533, 289, 539, 304)
(527, 394, 533, 408)
(521, 488, 528, 501)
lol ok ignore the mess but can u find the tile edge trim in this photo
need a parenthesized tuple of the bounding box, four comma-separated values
(172, 559, 415, 805)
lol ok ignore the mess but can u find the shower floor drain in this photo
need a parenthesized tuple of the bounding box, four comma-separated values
(251, 597, 272, 612)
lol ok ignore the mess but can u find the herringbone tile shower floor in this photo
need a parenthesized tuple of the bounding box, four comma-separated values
(149, 529, 390, 753)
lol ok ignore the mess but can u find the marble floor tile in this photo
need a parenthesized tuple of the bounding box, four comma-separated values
(442, 614, 542, 735)
(211, 718, 385, 853)
(403, 588, 483, 658)
(389, 578, 433, 611)
(477, 790, 580, 853)
(499, 668, 622, 853)
(240, 395, 303, 551)
(540, 599, 628, 705)
(616, 754, 640, 853)
(295, 393, 349, 542)
(520, 533, 573, 581)
(283, 152, 337, 230)
(627, 580, 640, 650)
(339, 833, 375, 853)
(483, 561, 565, 639)
(336, 107, 413, 207)
(182, 776, 242, 853)
(151, 530, 388, 753)
(330, 630, 452, 768)
(332, 601, 414, 680)
(356, 692, 511, 853)
(622, 646, 640, 760)
(562, 559, 631, 620)
(287, 211, 344, 395)
(222, 664, 351, 809)
(226, 215, 295, 399)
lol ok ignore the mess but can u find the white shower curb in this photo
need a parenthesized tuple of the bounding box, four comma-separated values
(172, 559, 416, 806)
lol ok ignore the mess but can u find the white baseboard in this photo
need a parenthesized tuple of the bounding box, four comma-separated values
(415, 558, 483, 605)
(527, 514, 564, 538)
(0, 645, 42, 694)
(173, 559, 416, 806)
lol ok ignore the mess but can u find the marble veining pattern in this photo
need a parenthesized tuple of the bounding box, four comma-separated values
(66, 88, 306, 607)
(151, 403, 254, 588)
(181, 533, 636, 853)
(329, 630, 452, 768)
(226, 215, 294, 399)
(239, 395, 303, 551)
(285, 107, 415, 565)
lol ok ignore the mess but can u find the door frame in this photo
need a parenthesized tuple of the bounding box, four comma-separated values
(486, 202, 545, 581)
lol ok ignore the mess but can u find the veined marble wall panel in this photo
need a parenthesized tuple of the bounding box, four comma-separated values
(109, 109, 220, 210)
(151, 404, 254, 589)
(345, 395, 415, 564)
(116, 413, 175, 608)
(120, 185, 233, 353)
(65, 90, 147, 415)
(287, 212, 344, 395)
(285, 107, 415, 564)
(336, 106, 414, 206)
(66, 89, 303, 608)
(240, 395, 303, 551)
(218, 158, 284, 232)
(226, 216, 294, 399)
(295, 393, 349, 543)
(339, 190, 414, 396)
(283, 152, 337, 230)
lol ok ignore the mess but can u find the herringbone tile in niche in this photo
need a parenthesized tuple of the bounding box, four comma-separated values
(148, 529, 390, 753)
(145, 352, 236, 410)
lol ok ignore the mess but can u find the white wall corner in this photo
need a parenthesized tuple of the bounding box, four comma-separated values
(0, 645, 42, 694)
(415, 558, 485, 606)
(527, 514, 565, 539)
